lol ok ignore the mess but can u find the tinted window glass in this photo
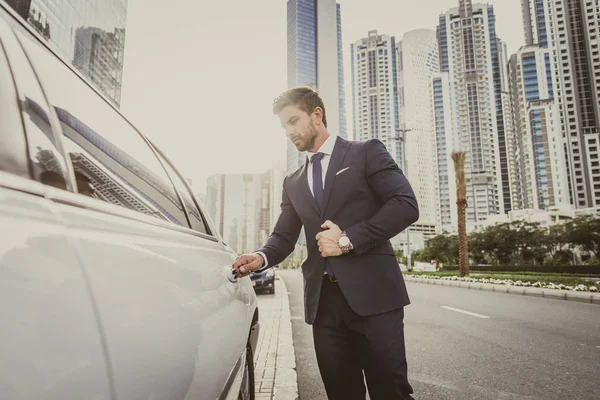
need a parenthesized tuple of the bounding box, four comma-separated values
(156, 150, 209, 234)
(4, 26, 69, 190)
(16, 30, 188, 225)
(0, 38, 28, 178)
(57, 110, 184, 224)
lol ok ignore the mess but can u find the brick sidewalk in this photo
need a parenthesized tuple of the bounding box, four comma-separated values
(253, 275, 298, 400)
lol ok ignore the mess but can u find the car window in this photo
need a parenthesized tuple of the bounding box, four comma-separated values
(2, 25, 70, 190)
(56, 109, 185, 225)
(0, 37, 28, 178)
(15, 29, 189, 226)
(155, 150, 210, 235)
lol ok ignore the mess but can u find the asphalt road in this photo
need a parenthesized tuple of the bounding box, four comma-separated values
(278, 269, 600, 400)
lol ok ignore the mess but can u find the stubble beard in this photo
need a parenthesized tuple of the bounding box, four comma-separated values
(297, 122, 318, 152)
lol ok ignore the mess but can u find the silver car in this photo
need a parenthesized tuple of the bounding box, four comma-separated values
(0, 3, 259, 399)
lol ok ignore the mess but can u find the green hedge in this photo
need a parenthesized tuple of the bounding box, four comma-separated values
(440, 264, 600, 275)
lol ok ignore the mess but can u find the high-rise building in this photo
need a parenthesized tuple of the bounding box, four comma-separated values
(206, 171, 277, 255)
(205, 175, 225, 238)
(351, 29, 439, 237)
(522, 0, 600, 208)
(397, 29, 440, 234)
(497, 40, 520, 215)
(437, 0, 506, 227)
(206, 173, 261, 255)
(495, 38, 515, 214)
(4, 0, 31, 20)
(509, 46, 570, 211)
(350, 31, 401, 163)
(268, 163, 286, 233)
(73, 27, 125, 105)
(286, 0, 347, 174)
(6, 0, 128, 106)
(432, 72, 458, 231)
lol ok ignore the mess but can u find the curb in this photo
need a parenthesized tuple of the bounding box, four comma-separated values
(405, 277, 600, 305)
(273, 277, 299, 400)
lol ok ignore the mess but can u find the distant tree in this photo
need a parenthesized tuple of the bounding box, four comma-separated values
(487, 223, 516, 265)
(565, 215, 600, 258)
(468, 231, 487, 264)
(586, 256, 600, 265)
(412, 249, 430, 263)
(540, 224, 567, 263)
(394, 248, 406, 264)
(426, 234, 458, 264)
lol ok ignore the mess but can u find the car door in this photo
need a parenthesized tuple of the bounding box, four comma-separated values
(151, 148, 258, 399)
(9, 12, 255, 399)
(0, 10, 112, 400)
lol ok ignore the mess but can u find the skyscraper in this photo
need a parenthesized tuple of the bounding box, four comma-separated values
(205, 174, 225, 238)
(286, 0, 347, 174)
(268, 163, 286, 233)
(522, 0, 600, 209)
(397, 29, 440, 234)
(351, 31, 401, 163)
(437, 0, 506, 226)
(206, 172, 274, 254)
(6, 0, 128, 106)
(495, 38, 515, 213)
(432, 72, 458, 231)
(352, 30, 438, 236)
(73, 27, 125, 105)
(509, 46, 569, 210)
(4, 0, 31, 20)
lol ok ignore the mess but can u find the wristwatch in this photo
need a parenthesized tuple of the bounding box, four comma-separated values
(338, 231, 353, 254)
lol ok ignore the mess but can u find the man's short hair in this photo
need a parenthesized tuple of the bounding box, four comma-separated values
(273, 86, 327, 128)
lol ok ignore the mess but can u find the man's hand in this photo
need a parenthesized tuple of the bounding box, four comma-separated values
(315, 220, 343, 258)
(232, 253, 265, 278)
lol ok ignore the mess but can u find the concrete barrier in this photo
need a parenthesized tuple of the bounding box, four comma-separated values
(507, 286, 527, 295)
(565, 292, 594, 304)
(542, 291, 567, 300)
(523, 288, 544, 298)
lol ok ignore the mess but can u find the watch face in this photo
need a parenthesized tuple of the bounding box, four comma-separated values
(339, 236, 350, 246)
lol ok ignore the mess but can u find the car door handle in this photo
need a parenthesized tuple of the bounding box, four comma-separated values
(224, 265, 238, 283)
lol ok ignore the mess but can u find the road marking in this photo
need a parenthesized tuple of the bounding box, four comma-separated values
(441, 306, 490, 319)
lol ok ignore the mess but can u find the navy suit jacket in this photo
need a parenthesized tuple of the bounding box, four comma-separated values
(258, 136, 419, 324)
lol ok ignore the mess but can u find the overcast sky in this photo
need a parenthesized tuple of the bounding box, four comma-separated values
(121, 0, 525, 194)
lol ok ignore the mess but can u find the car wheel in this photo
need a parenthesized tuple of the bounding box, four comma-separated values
(238, 343, 255, 400)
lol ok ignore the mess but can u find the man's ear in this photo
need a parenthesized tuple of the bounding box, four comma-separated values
(312, 107, 324, 126)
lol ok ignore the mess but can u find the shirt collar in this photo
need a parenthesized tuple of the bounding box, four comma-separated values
(307, 134, 337, 162)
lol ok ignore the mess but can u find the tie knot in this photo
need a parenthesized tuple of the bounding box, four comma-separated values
(311, 152, 325, 163)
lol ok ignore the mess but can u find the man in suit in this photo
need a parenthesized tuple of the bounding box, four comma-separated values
(232, 87, 418, 400)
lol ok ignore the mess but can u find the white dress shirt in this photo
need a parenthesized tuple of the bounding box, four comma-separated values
(256, 134, 338, 269)
(306, 133, 337, 196)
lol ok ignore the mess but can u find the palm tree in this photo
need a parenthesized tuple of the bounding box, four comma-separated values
(452, 151, 470, 277)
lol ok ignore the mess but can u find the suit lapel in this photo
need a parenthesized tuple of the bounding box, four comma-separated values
(321, 136, 351, 216)
(298, 157, 320, 216)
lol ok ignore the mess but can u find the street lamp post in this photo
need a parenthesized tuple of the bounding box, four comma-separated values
(571, 222, 578, 265)
(395, 127, 412, 270)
